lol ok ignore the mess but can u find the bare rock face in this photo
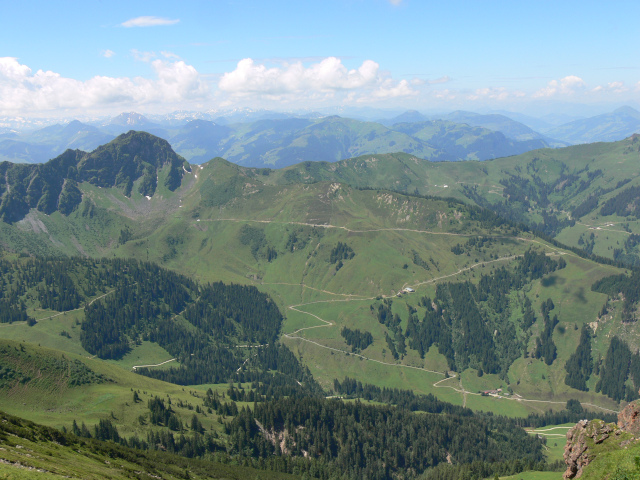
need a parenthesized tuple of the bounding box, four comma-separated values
(618, 401, 640, 436)
(564, 401, 640, 479)
(563, 419, 617, 479)
(563, 420, 590, 479)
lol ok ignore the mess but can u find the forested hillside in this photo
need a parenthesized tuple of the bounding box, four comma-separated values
(1, 132, 640, 479)
(0, 255, 316, 393)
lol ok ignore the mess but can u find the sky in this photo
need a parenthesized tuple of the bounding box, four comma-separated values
(1, 0, 639, 119)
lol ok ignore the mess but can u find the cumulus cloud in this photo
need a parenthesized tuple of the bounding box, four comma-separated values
(371, 79, 415, 99)
(0, 57, 208, 115)
(218, 57, 415, 101)
(102, 49, 116, 58)
(121, 16, 179, 27)
(533, 75, 585, 98)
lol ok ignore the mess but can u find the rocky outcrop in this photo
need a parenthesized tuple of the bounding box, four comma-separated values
(563, 419, 617, 479)
(564, 401, 640, 479)
(618, 401, 640, 436)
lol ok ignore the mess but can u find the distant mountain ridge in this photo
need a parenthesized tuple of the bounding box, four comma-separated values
(0, 112, 562, 167)
(4, 106, 639, 168)
(437, 110, 570, 147)
(545, 106, 640, 144)
(381, 110, 565, 144)
(0, 120, 114, 163)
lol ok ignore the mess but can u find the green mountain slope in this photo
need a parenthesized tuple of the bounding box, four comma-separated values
(4, 133, 640, 479)
(0, 255, 315, 392)
(0, 406, 299, 480)
(270, 135, 640, 265)
(0, 147, 630, 415)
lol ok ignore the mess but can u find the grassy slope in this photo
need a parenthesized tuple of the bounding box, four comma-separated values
(0, 340, 229, 439)
(0, 408, 298, 480)
(267, 135, 640, 261)
(499, 473, 561, 480)
(0, 153, 631, 417)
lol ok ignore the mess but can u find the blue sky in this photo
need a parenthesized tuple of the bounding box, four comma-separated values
(1, 0, 639, 118)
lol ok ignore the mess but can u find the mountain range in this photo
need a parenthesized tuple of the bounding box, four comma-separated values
(2, 130, 640, 479)
(2, 106, 639, 168)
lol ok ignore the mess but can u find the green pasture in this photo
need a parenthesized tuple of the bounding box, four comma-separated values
(0, 341, 230, 439)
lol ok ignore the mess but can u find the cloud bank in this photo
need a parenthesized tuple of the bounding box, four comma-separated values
(218, 57, 417, 102)
(0, 54, 634, 116)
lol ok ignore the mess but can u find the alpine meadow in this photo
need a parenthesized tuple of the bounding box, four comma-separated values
(3, 1, 640, 479)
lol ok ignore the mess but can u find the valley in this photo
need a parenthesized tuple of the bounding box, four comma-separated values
(1, 131, 640, 479)
(6, 1, 640, 477)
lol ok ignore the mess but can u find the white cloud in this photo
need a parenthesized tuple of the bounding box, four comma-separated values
(218, 57, 415, 102)
(371, 79, 416, 99)
(0, 57, 208, 115)
(131, 49, 157, 62)
(467, 87, 525, 101)
(428, 76, 452, 85)
(533, 75, 585, 98)
(592, 81, 628, 94)
(102, 49, 116, 58)
(388, 0, 403, 5)
(121, 16, 179, 28)
(433, 89, 456, 100)
(161, 51, 181, 60)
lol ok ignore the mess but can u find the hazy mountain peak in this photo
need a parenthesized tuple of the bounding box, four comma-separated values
(387, 110, 428, 124)
(110, 112, 153, 126)
(61, 119, 92, 134)
(613, 105, 640, 117)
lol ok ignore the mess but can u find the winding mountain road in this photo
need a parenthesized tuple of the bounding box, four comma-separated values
(209, 217, 619, 414)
